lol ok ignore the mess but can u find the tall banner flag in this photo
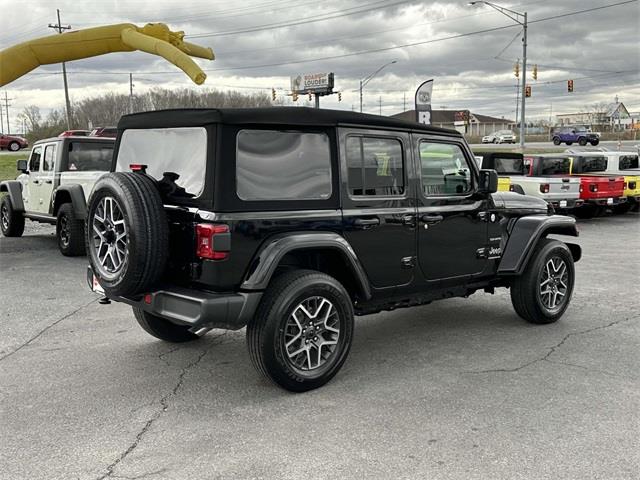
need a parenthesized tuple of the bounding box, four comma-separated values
(415, 79, 434, 125)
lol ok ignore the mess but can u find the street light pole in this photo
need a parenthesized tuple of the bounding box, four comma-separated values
(469, 1, 527, 149)
(359, 60, 397, 113)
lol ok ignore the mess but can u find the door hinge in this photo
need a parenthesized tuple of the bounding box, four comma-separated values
(401, 256, 416, 268)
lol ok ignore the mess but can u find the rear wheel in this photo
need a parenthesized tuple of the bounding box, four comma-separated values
(133, 308, 200, 343)
(247, 269, 354, 392)
(56, 203, 85, 256)
(510, 238, 575, 324)
(8, 142, 20, 152)
(578, 138, 587, 146)
(87, 172, 169, 297)
(590, 139, 599, 146)
(0, 196, 24, 237)
(574, 204, 596, 219)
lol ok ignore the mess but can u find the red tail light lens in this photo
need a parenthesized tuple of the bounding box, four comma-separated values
(579, 184, 584, 193)
(196, 224, 230, 260)
(589, 184, 598, 192)
(539, 184, 550, 194)
(129, 163, 148, 172)
(509, 184, 515, 192)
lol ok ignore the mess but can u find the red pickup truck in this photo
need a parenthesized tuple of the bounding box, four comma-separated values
(568, 154, 626, 217)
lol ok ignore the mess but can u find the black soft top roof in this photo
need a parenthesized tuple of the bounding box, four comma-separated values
(117, 107, 459, 136)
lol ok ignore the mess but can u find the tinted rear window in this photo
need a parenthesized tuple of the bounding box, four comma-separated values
(540, 157, 570, 175)
(573, 156, 607, 173)
(493, 157, 526, 175)
(236, 130, 331, 201)
(66, 142, 113, 171)
(117, 127, 207, 198)
(619, 155, 639, 170)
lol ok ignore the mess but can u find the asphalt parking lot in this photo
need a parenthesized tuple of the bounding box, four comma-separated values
(1, 214, 639, 480)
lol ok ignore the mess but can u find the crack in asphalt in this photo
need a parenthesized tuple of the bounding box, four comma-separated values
(0, 298, 98, 362)
(467, 314, 639, 375)
(96, 332, 228, 480)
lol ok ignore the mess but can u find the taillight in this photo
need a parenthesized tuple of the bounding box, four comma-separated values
(196, 224, 230, 260)
(579, 184, 584, 193)
(509, 184, 515, 192)
(129, 163, 148, 172)
(539, 184, 550, 194)
(589, 184, 598, 192)
(623, 182, 627, 190)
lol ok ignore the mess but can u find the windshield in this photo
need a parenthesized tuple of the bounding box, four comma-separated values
(116, 127, 207, 198)
(619, 155, 639, 170)
(573, 156, 607, 173)
(493, 157, 526, 175)
(540, 157, 570, 175)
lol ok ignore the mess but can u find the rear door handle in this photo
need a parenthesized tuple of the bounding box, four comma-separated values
(44, 179, 52, 184)
(32, 180, 41, 185)
(353, 217, 380, 227)
(421, 214, 444, 224)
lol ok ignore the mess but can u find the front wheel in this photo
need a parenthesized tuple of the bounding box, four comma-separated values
(510, 239, 575, 324)
(247, 269, 354, 392)
(578, 138, 587, 146)
(590, 139, 600, 146)
(552, 137, 561, 145)
(0, 196, 25, 237)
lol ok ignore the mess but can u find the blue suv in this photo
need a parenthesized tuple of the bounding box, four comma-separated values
(552, 126, 600, 146)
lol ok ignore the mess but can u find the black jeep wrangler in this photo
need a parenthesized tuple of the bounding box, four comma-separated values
(87, 108, 581, 392)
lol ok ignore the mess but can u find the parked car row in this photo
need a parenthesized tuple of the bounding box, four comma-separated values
(475, 150, 639, 217)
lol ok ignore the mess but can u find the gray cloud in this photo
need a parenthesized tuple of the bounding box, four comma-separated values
(1, 0, 638, 131)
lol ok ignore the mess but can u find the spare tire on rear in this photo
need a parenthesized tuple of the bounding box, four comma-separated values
(86, 172, 169, 297)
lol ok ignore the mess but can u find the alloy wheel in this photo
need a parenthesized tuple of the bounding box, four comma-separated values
(1, 204, 8, 230)
(283, 296, 340, 371)
(59, 214, 70, 247)
(92, 196, 128, 274)
(539, 256, 569, 310)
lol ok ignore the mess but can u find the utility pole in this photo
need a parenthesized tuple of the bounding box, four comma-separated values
(520, 12, 528, 149)
(49, 9, 72, 129)
(129, 73, 134, 114)
(3, 92, 12, 134)
(314, 93, 320, 109)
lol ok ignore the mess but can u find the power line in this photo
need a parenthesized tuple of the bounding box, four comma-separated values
(188, 0, 416, 38)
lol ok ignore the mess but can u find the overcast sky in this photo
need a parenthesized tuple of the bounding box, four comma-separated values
(1, 0, 638, 131)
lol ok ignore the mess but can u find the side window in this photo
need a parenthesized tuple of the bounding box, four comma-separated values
(346, 136, 404, 196)
(29, 146, 42, 171)
(67, 142, 114, 172)
(236, 130, 332, 201)
(43, 145, 56, 172)
(419, 142, 472, 196)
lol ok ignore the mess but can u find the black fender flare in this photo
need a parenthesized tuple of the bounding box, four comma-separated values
(0, 180, 25, 212)
(241, 232, 372, 300)
(53, 184, 87, 220)
(498, 215, 581, 275)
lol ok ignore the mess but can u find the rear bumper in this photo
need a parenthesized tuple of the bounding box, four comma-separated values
(87, 268, 262, 331)
(549, 198, 584, 210)
(584, 197, 626, 206)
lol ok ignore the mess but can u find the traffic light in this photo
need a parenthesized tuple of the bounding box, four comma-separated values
(514, 62, 520, 78)
(338, 91, 342, 102)
(525, 85, 531, 98)
(271, 88, 276, 101)
(568, 79, 574, 93)
(532, 64, 538, 80)
(292, 91, 298, 102)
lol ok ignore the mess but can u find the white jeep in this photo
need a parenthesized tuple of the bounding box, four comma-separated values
(0, 136, 114, 255)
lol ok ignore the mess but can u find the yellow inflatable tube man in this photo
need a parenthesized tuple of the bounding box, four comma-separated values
(0, 23, 214, 87)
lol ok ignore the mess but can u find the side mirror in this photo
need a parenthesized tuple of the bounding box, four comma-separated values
(17, 159, 28, 173)
(478, 169, 498, 194)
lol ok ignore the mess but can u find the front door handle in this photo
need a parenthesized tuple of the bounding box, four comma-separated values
(421, 214, 444, 225)
(32, 180, 41, 185)
(44, 179, 52, 184)
(353, 217, 380, 227)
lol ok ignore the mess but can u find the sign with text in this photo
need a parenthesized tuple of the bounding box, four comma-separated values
(291, 73, 335, 94)
(415, 79, 434, 125)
